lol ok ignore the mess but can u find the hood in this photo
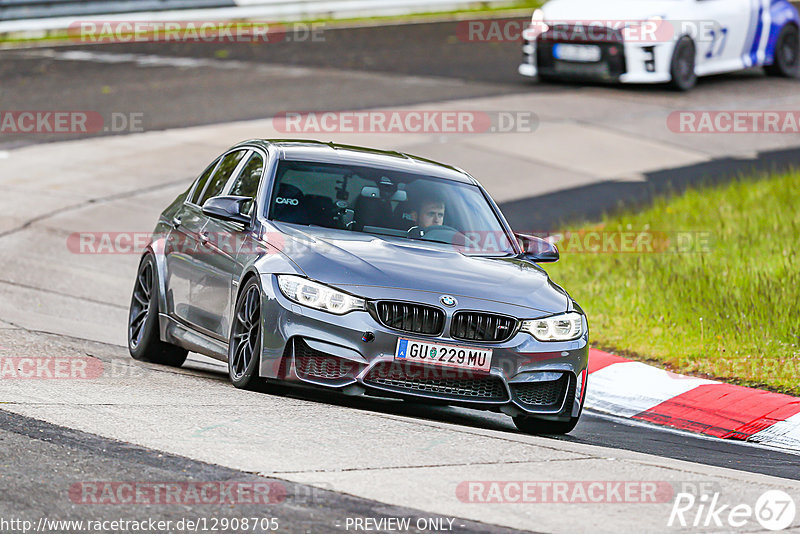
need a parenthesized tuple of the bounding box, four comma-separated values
(274, 224, 568, 314)
(542, 0, 680, 22)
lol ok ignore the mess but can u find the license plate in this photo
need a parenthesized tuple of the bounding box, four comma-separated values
(553, 44, 602, 62)
(554, 62, 610, 76)
(395, 338, 493, 372)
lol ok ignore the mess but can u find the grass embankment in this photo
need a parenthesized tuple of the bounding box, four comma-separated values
(545, 172, 800, 395)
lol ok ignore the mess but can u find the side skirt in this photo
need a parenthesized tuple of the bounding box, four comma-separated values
(159, 313, 228, 361)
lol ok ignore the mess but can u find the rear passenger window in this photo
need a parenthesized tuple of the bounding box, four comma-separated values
(189, 158, 220, 205)
(197, 150, 246, 207)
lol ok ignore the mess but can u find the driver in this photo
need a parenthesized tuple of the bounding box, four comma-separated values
(409, 195, 445, 228)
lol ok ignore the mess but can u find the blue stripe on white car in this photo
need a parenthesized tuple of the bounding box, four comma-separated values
(518, 0, 799, 86)
(744, 0, 764, 67)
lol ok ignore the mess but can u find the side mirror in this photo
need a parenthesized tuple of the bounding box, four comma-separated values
(202, 196, 252, 226)
(515, 233, 559, 263)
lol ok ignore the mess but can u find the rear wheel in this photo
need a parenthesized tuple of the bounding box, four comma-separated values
(765, 24, 800, 78)
(669, 36, 697, 91)
(228, 278, 264, 390)
(128, 254, 187, 367)
(513, 415, 580, 435)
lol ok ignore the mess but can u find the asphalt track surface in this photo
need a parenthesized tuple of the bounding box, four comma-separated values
(1, 17, 800, 533)
(0, 17, 793, 146)
(0, 409, 521, 534)
(3, 18, 800, 229)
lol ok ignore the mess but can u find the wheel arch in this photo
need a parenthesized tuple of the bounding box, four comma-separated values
(676, 33, 697, 51)
(143, 239, 170, 327)
(766, 4, 800, 65)
(235, 269, 262, 303)
(228, 268, 265, 341)
(670, 34, 698, 63)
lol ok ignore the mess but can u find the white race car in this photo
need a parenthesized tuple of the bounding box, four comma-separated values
(518, 0, 800, 89)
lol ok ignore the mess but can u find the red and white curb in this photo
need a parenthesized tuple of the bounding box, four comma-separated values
(585, 349, 800, 452)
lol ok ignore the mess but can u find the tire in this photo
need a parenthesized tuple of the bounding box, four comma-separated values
(669, 36, 697, 91)
(228, 277, 264, 390)
(538, 72, 558, 84)
(765, 24, 800, 78)
(128, 254, 188, 367)
(513, 415, 580, 435)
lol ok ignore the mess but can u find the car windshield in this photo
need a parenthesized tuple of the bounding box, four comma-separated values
(267, 159, 516, 255)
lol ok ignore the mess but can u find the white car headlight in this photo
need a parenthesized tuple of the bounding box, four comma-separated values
(520, 312, 585, 341)
(277, 275, 365, 315)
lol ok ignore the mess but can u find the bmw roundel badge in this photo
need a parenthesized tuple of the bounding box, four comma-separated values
(440, 295, 457, 307)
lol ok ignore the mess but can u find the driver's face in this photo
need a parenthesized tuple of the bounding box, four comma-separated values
(417, 202, 445, 227)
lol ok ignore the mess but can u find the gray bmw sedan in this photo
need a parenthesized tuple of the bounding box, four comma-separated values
(128, 139, 589, 434)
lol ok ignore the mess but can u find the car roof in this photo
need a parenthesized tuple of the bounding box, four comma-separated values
(235, 139, 478, 185)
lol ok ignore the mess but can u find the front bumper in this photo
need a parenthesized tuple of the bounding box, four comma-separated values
(519, 25, 673, 84)
(260, 277, 589, 420)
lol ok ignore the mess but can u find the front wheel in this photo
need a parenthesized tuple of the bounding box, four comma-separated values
(765, 24, 800, 78)
(669, 36, 697, 91)
(513, 415, 580, 435)
(228, 278, 264, 390)
(537, 73, 558, 84)
(128, 254, 187, 367)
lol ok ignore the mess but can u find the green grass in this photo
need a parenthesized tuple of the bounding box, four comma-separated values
(544, 171, 800, 395)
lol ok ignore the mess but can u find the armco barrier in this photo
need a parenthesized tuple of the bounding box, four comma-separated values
(0, 0, 235, 20)
(0, 0, 512, 35)
(0, 0, 514, 22)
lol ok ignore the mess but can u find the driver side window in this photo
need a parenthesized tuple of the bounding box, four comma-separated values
(196, 150, 246, 207)
(228, 152, 265, 216)
(189, 158, 220, 205)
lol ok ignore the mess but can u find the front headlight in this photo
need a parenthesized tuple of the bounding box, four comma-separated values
(520, 312, 585, 341)
(277, 275, 365, 315)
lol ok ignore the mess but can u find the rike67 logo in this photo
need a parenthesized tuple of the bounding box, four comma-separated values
(669, 489, 796, 531)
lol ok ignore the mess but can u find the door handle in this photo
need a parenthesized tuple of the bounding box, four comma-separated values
(172, 216, 182, 228)
(199, 231, 211, 246)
